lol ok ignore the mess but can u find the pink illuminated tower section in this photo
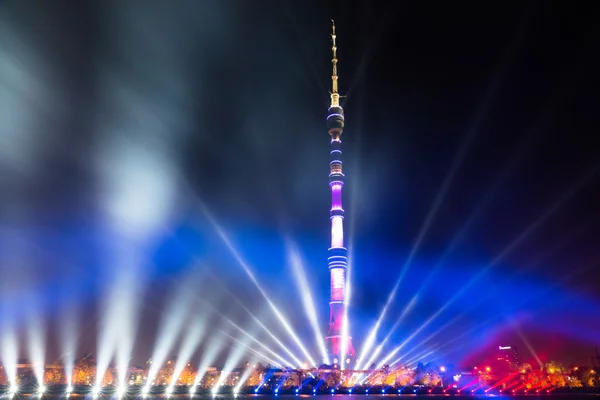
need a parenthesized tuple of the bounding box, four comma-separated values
(325, 21, 355, 364)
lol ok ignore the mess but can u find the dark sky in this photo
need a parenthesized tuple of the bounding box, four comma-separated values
(1, 0, 599, 369)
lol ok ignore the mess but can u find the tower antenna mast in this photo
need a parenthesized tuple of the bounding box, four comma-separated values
(330, 19, 340, 107)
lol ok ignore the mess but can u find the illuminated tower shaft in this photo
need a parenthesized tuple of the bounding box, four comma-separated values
(325, 21, 355, 363)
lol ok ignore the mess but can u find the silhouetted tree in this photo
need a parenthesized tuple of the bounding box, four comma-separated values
(582, 370, 597, 387)
(395, 367, 415, 387)
(324, 370, 341, 388)
(247, 367, 262, 387)
(0, 366, 8, 385)
(177, 364, 196, 385)
(73, 356, 96, 385)
(44, 366, 65, 385)
(156, 361, 175, 385)
(102, 368, 114, 386)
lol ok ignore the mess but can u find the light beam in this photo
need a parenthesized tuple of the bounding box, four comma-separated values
(196, 201, 315, 365)
(286, 239, 329, 365)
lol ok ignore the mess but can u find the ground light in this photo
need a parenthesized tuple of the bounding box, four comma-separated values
(37, 385, 46, 396)
(28, 312, 47, 390)
(116, 385, 128, 398)
(66, 385, 74, 394)
(91, 386, 102, 398)
(8, 384, 19, 397)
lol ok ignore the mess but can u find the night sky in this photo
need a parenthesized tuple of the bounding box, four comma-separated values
(1, 1, 599, 368)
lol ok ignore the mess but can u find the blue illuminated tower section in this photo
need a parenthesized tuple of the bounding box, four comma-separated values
(325, 21, 356, 364)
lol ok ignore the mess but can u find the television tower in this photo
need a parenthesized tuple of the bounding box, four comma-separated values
(325, 20, 356, 365)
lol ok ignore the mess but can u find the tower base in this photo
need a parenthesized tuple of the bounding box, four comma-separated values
(325, 334, 356, 367)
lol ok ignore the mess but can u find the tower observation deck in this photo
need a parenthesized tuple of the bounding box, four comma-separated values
(325, 21, 356, 366)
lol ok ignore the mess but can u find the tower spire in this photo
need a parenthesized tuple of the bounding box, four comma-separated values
(330, 19, 340, 107)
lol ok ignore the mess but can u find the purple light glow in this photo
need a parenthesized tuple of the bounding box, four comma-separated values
(331, 268, 345, 301)
(331, 216, 344, 248)
(331, 184, 342, 210)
